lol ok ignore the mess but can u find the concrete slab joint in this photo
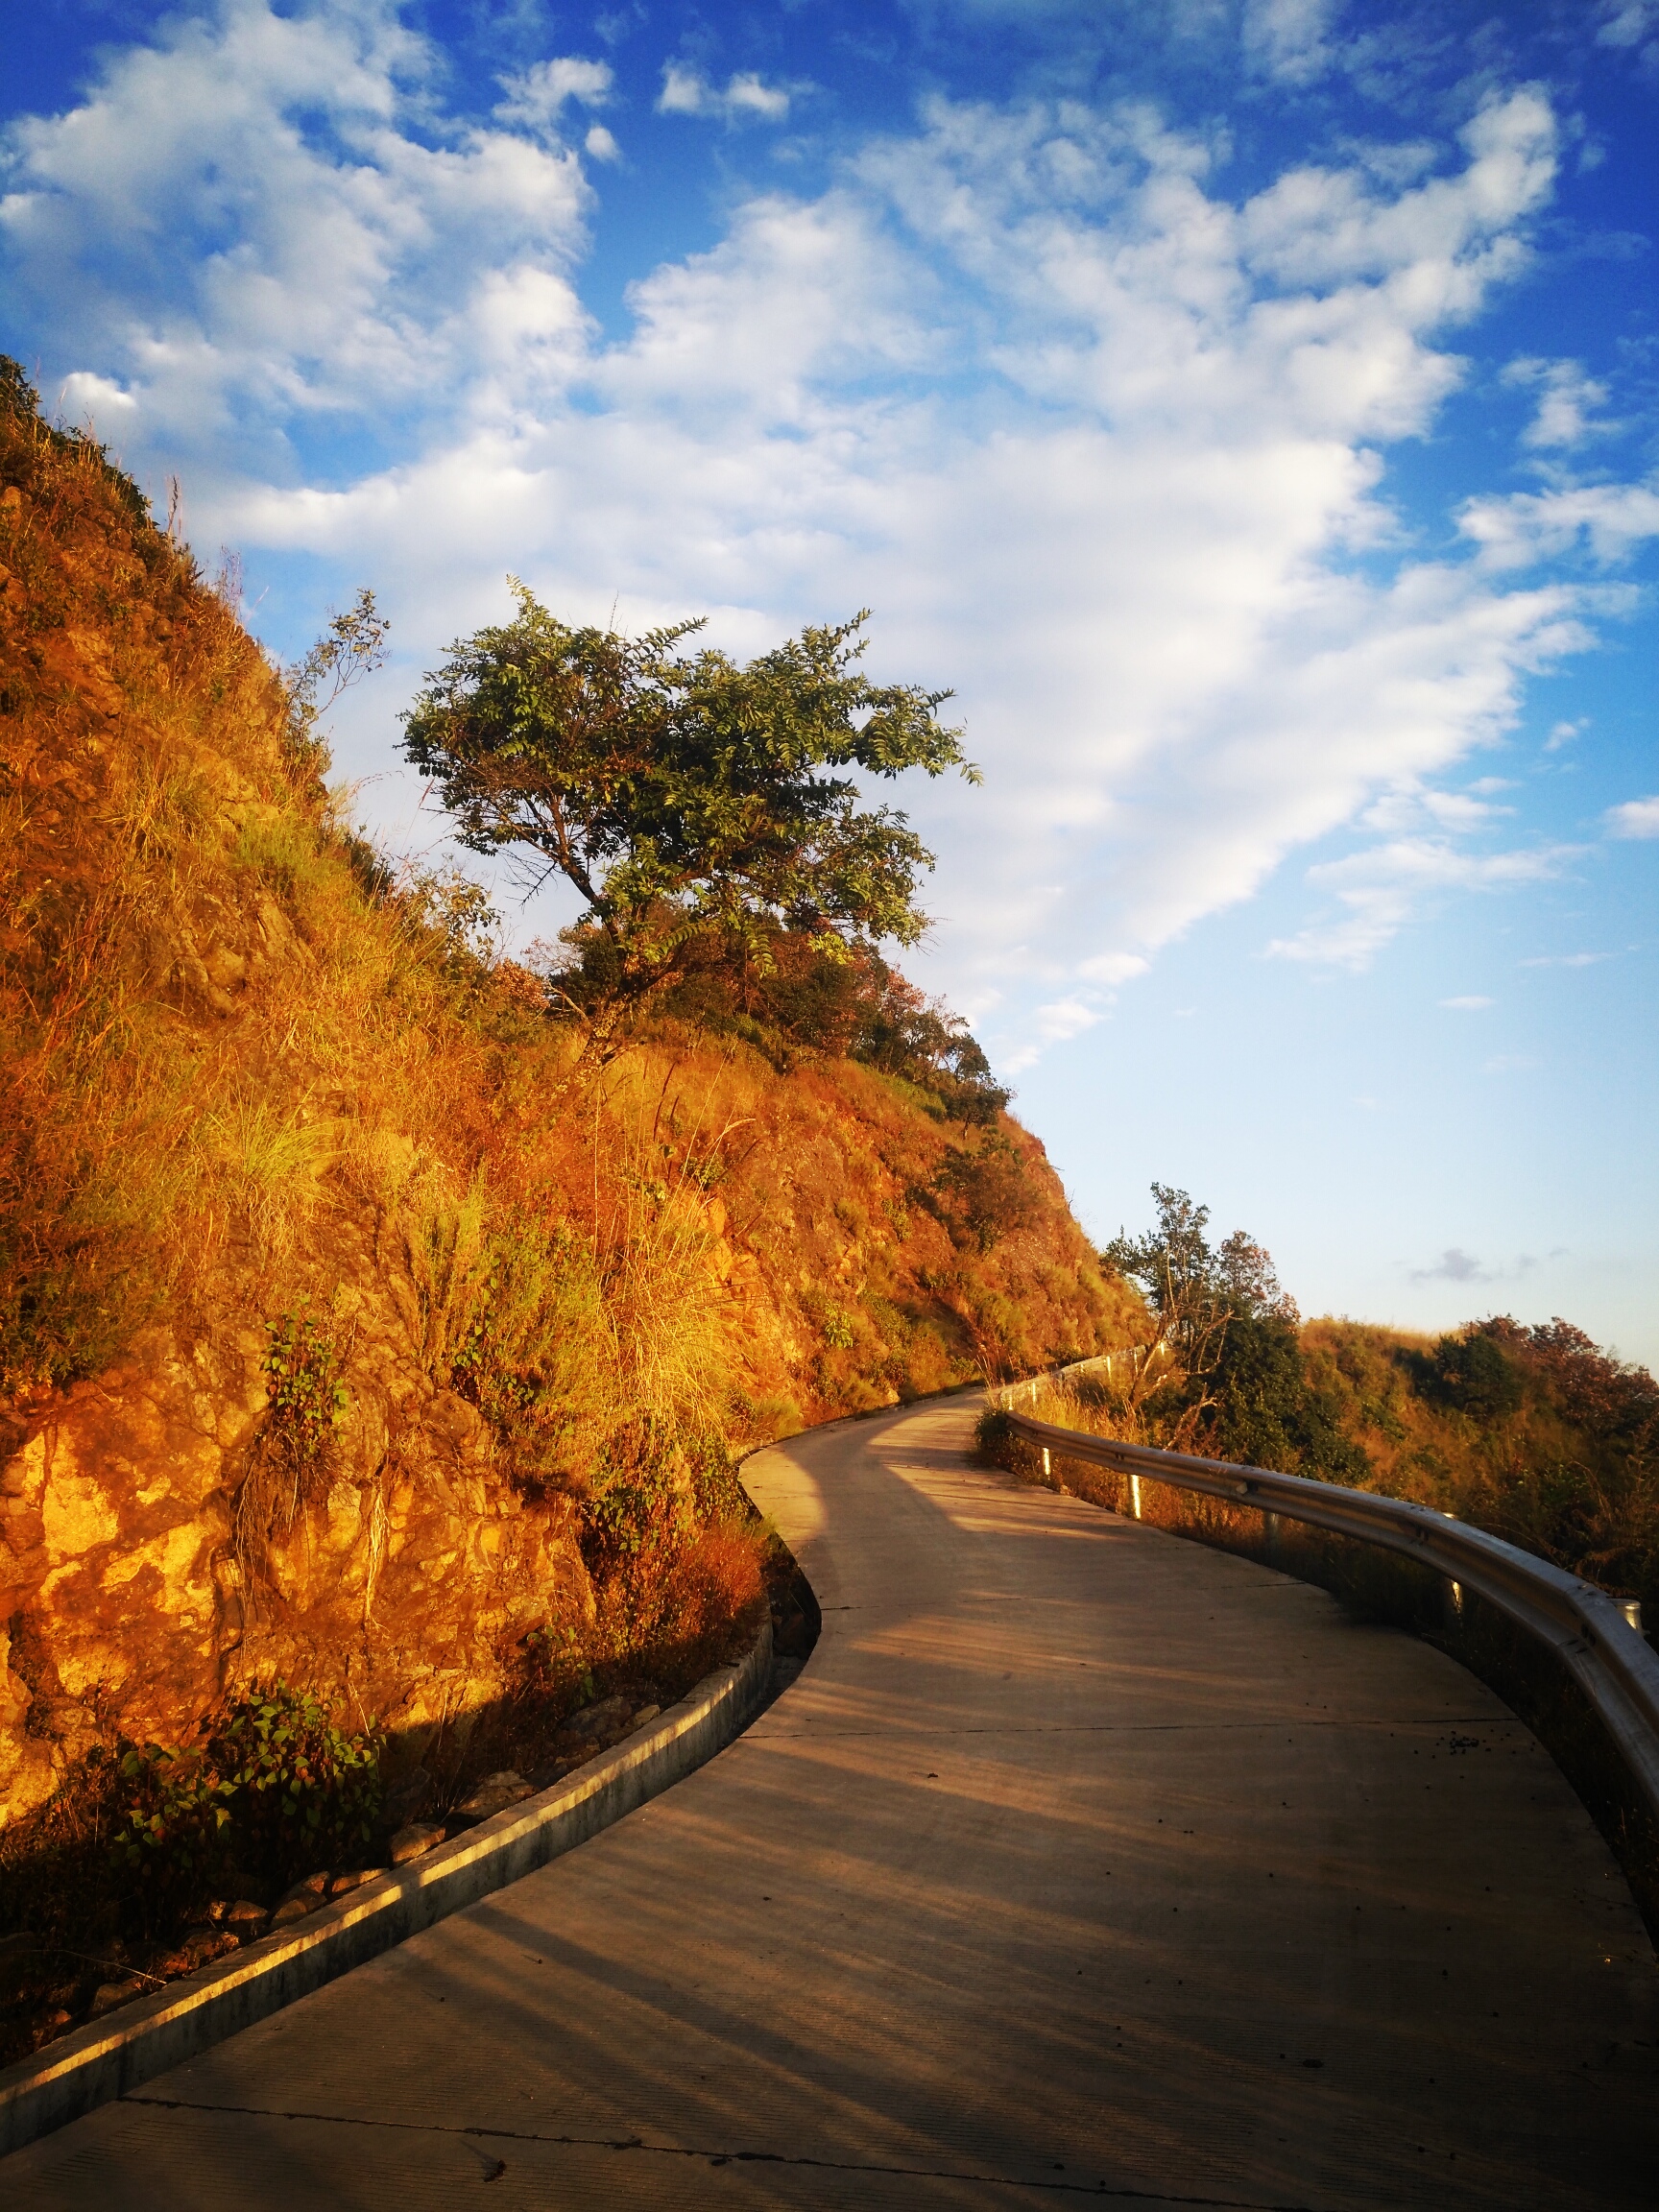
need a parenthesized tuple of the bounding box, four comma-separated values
(0, 1613, 774, 2160)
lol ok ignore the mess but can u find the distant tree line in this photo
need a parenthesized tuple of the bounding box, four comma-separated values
(1099, 1184, 1659, 1618)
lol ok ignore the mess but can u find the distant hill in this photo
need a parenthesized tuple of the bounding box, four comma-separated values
(1304, 1313, 1659, 1622)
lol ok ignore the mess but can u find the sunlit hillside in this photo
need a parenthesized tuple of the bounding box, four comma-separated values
(0, 357, 1138, 1858)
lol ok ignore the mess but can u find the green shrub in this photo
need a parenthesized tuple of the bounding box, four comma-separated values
(111, 1681, 382, 1924)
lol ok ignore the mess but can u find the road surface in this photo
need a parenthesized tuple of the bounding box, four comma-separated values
(9, 1398, 1656, 2207)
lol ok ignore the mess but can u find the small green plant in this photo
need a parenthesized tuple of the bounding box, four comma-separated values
(111, 1681, 382, 1923)
(110, 1743, 237, 1918)
(201, 1684, 382, 1879)
(518, 1623, 596, 1715)
(822, 1305, 856, 1351)
(233, 1318, 349, 1589)
(262, 1311, 349, 1477)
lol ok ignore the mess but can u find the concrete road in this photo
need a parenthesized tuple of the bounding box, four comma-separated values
(10, 1400, 1656, 2208)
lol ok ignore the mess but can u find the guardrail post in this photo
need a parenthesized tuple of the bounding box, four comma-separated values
(1129, 1473, 1142, 1521)
(1435, 1512, 1463, 1630)
(1262, 1510, 1281, 1565)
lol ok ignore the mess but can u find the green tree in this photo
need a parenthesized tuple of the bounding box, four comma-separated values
(1208, 1310, 1369, 1482)
(1103, 1184, 1303, 1448)
(400, 588, 975, 1059)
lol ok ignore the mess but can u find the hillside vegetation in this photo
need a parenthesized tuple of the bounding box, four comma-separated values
(995, 1185, 1659, 1623)
(0, 351, 1134, 1929)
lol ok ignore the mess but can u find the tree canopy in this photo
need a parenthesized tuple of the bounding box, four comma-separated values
(401, 588, 975, 1051)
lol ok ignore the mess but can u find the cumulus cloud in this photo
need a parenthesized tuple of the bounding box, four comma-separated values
(1606, 796, 1659, 838)
(494, 56, 613, 138)
(1460, 478, 1659, 568)
(0, 0, 593, 466)
(3, 18, 1645, 1066)
(656, 63, 794, 124)
(1502, 355, 1616, 449)
(58, 370, 138, 423)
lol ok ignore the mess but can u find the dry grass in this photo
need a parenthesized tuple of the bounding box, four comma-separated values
(3, 359, 1129, 1502)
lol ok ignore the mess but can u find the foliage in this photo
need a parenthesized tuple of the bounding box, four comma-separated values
(1411, 1326, 1525, 1421)
(1308, 1312, 1659, 1619)
(401, 588, 975, 1054)
(1099, 1184, 1301, 1448)
(1002, 1188, 1659, 1630)
(110, 1683, 382, 1924)
(932, 1131, 1043, 1254)
(0, 351, 1109, 1455)
(577, 1446, 765, 1688)
(1204, 1310, 1369, 1482)
(660, 933, 1011, 1123)
(262, 1312, 349, 1471)
(0, 361, 393, 1396)
(281, 587, 389, 783)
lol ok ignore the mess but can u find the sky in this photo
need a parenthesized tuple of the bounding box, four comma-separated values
(3, 0, 1656, 1360)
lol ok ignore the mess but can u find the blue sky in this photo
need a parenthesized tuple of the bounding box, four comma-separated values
(4, 0, 1656, 1358)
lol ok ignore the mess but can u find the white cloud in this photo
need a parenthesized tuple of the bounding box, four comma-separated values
(494, 56, 613, 138)
(58, 370, 138, 421)
(1242, 0, 1336, 85)
(1598, 0, 1659, 50)
(1606, 796, 1659, 838)
(1460, 478, 1659, 569)
(0, 0, 593, 458)
(1439, 995, 1493, 1009)
(1362, 781, 1509, 832)
(1003, 992, 1108, 1070)
(1077, 951, 1151, 987)
(1520, 951, 1609, 967)
(5, 30, 1639, 1066)
(1501, 356, 1616, 449)
(1545, 717, 1585, 750)
(585, 126, 621, 164)
(657, 63, 794, 124)
(1408, 1244, 1544, 1284)
(1267, 838, 1577, 969)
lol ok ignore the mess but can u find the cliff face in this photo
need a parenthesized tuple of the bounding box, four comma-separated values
(0, 365, 1136, 1826)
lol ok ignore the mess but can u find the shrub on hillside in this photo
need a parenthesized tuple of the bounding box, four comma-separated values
(112, 1684, 382, 1928)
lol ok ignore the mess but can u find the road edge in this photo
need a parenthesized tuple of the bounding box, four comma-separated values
(0, 1614, 774, 2161)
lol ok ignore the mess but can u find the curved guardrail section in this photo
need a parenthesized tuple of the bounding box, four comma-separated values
(1003, 1406, 1659, 1825)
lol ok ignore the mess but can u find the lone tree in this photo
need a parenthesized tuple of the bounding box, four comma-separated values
(1103, 1185, 1301, 1448)
(401, 586, 975, 1059)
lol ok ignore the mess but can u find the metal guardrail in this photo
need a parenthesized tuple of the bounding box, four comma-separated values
(1001, 1403, 1659, 1826)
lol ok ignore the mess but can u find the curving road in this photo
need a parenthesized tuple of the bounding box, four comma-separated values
(10, 1399, 1657, 2207)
